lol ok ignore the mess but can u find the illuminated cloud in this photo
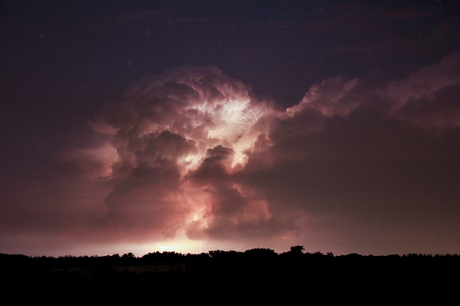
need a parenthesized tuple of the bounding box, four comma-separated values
(288, 49, 460, 128)
(89, 50, 460, 249)
(88, 65, 286, 243)
(287, 75, 365, 117)
(2, 50, 460, 255)
(386, 49, 460, 128)
(240, 49, 460, 253)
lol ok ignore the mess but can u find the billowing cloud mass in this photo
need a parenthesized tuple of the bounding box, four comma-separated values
(88, 65, 282, 243)
(2, 50, 460, 255)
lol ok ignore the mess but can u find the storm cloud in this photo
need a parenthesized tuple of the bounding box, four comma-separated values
(2, 50, 460, 255)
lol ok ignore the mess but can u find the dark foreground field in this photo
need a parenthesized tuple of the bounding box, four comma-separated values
(2, 249, 459, 302)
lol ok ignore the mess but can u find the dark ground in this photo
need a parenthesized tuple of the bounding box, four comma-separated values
(2, 250, 459, 302)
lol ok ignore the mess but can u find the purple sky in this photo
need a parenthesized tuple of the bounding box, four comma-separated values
(1, 0, 460, 256)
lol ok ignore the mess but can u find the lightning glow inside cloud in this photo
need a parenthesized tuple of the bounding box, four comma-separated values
(88, 50, 460, 252)
(88, 65, 285, 247)
(2, 50, 460, 256)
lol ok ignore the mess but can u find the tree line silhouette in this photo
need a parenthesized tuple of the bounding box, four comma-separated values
(2, 246, 460, 300)
(2, 245, 460, 271)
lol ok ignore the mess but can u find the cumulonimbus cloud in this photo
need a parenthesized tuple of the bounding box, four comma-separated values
(89, 65, 286, 242)
(2, 50, 459, 254)
(88, 50, 460, 248)
(86, 49, 460, 249)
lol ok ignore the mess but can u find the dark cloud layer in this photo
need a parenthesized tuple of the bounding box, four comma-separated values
(1, 50, 460, 255)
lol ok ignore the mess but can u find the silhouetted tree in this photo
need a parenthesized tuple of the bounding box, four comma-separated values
(122, 252, 135, 261)
(244, 248, 277, 260)
(110, 253, 121, 261)
(290, 245, 304, 255)
(208, 250, 241, 260)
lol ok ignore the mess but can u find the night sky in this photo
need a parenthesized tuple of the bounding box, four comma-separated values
(1, 0, 460, 256)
